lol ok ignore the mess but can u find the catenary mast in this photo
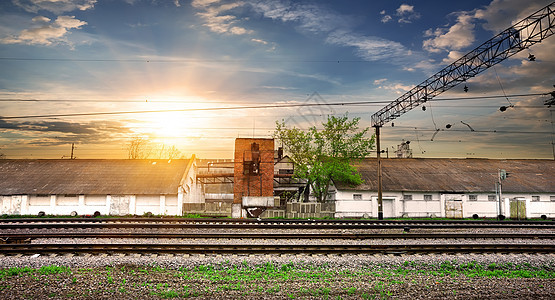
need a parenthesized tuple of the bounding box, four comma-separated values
(371, 2, 555, 219)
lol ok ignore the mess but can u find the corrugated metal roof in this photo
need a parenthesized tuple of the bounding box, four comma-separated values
(336, 158, 554, 193)
(0, 159, 192, 195)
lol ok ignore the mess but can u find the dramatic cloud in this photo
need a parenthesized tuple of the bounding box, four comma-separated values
(422, 0, 551, 55)
(12, 0, 96, 14)
(423, 13, 475, 53)
(0, 119, 130, 146)
(1, 15, 87, 46)
(474, 0, 551, 33)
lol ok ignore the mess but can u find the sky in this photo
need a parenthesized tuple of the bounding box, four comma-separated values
(0, 0, 554, 160)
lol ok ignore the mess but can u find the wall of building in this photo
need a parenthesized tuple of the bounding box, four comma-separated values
(1, 193, 182, 216)
(333, 189, 555, 219)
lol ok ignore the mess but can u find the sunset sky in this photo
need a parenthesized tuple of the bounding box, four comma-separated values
(0, 0, 554, 159)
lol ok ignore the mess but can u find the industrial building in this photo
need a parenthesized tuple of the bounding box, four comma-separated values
(0, 158, 200, 216)
(0, 139, 553, 219)
(331, 158, 555, 219)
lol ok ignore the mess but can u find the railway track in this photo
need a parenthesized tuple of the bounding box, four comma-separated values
(1, 217, 553, 229)
(0, 243, 553, 255)
(1, 232, 554, 241)
(1, 217, 553, 255)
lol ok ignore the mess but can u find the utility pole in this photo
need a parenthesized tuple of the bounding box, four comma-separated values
(62, 143, 76, 159)
(497, 169, 510, 220)
(369, 3, 554, 221)
(496, 171, 503, 220)
(375, 126, 383, 220)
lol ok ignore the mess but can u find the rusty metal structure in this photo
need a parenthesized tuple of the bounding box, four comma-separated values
(370, 2, 555, 219)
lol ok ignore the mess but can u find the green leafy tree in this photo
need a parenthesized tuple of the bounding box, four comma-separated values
(274, 114, 375, 202)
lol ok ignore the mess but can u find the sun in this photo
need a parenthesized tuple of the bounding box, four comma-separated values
(150, 112, 189, 138)
(126, 95, 214, 145)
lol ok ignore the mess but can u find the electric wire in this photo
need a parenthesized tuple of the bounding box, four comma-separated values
(0, 92, 547, 103)
(0, 93, 550, 120)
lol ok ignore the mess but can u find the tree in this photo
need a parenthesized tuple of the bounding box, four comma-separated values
(127, 136, 151, 159)
(154, 144, 182, 159)
(126, 136, 183, 159)
(274, 114, 375, 202)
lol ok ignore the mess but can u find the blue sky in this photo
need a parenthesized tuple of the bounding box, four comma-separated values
(0, 0, 554, 159)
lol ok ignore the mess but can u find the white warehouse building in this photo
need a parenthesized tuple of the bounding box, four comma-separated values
(0, 158, 201, 216)
(331, 158, 554, 219)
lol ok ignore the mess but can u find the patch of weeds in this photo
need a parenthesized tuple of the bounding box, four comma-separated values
(266, 284, 281, 294)
(346, 287, 357, 295)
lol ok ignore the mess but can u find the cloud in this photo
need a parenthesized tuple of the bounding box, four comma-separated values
(423, 13, 475, 53)
(192, 0, 253, 35)
(174, 0, 181, 7)
(190, 0, 413, 63)
(12, 0, 97, 14)
(381, 3, 421, 24)
(373, 78, 413, 94)
(422, 0, 551, 55)
(396, 4, 420, 23)
(474, 0, 551, 33)
(381, 15, 392, 23)
(249, 1, 352, 34)
(396, 4, 414, 15)
(0, 119, 133, 148)
(373, 78, 387, 85)
(248, 1, 411, 62)
(1, 15, 87, 46)
(326, 30, 408, 61)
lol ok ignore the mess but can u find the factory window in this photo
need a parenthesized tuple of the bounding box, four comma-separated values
(488, 195, 496, 201)
(468, 195, 478, 201)
(353, 194, 362, 201)
(424, 195, 432, 201)
(532, 196, 540, 202)
(403, 195, 412, 201)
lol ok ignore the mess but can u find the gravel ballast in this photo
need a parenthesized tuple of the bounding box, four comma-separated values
(1, 253, 554, 299)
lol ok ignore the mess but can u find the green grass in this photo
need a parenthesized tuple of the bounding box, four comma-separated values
(1, 261, 553, 298)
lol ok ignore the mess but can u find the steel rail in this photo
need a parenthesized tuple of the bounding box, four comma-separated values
(1, 232, 554, 240)
(1, 222, 553, 230)
(0, 243, 553, 255)
(0, 217, 552, 225)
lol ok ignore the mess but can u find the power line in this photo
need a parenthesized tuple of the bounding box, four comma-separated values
(0, 57, 395, 63)
(1, 93, 550, 120)
(0, 92, 547, 103)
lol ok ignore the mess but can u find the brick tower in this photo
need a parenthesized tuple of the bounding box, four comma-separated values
(232, 138, 274, 217)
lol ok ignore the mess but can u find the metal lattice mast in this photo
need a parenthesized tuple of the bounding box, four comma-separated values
(371, 2, 555, 220)
(371, 2, 555, 127)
